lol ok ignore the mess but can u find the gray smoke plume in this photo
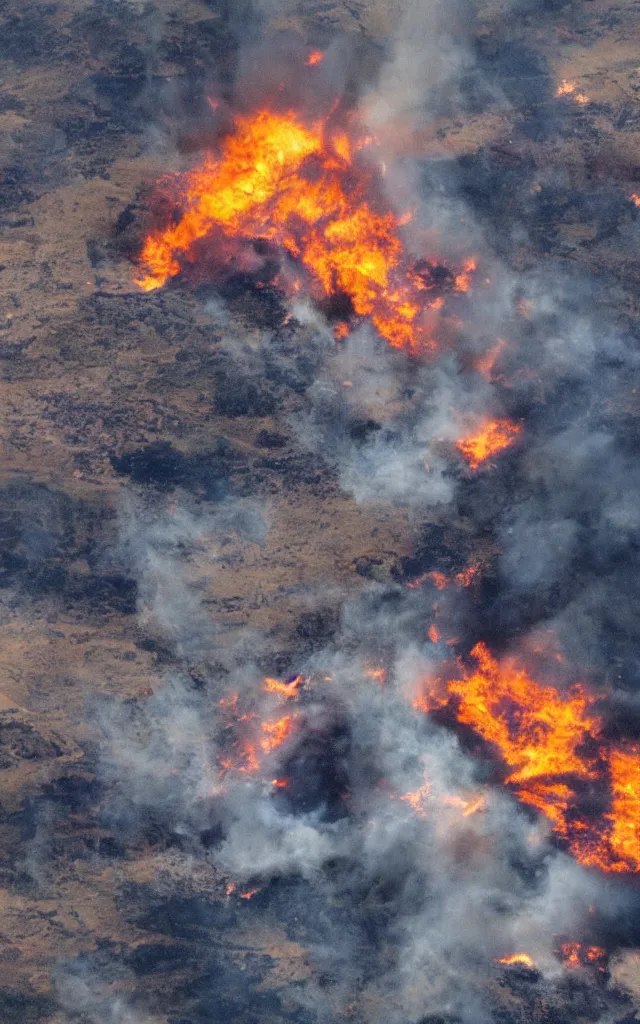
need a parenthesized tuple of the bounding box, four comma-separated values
(66, 0, 640, 1021)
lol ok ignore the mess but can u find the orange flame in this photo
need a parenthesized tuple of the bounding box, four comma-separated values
(630, 193, 640, 207)
(260, 714, 295, 753)
(453, 258, 477, 293)
(135, 108, 473, 352)
(474, 338, 507, 380)
(455, 419, 521, 469)
(560, 943, 606, 968)
(454, 563, 481, 587)
(414, 644, 640, 873)
(447, 643, 600, 791)
(239, 887, 261, 900)
(442, 792, 487, 817)
(363, 665, 387, 685)
(497, 953, 535, 968)
(556, 80, 589, 105)
(306, 50, 324, 66)
(399, 776, 431, 817)
(263, 675, 303, 698)
(569, 744, 640, 872)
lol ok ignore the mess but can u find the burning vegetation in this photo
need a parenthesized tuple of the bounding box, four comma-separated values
(136, 108, 476, 351)
(455, 418, 522, 469)
(121, 26, 640, 1021)
(413, 644, 640, 873)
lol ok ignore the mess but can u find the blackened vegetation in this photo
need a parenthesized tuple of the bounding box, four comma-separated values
(214, 365, 277, 418)
(0, 721, 63, 770)
(111, 440, 231, 499)
(0, 482, 137, 616)
(0, 5, 63, 68)
(295, 607, 341, 651)
(116, 884, 314, 1024)
(0, 991, 56, 1024)
(277, 716, 351, 820)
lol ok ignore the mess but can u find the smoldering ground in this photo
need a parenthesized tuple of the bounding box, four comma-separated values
(79, 488, 639, 1024)
(48, 0, 640, 1021)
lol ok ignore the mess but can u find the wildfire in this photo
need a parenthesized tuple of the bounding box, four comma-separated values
(474, 338, 507, 380)
(447, 643, 600, 789)
(363, 665, 387, 685)
(413, 643, 640, 873)
(497, 953, 535, 968)
(263, 674, 304, 698)
(135, 108, 475, 352)
(570, 745, 640, 873)
(455, 418, 521, 469)
(306, 49, 324, 66)
(260, 715, 295, 753)
(442, 792, 487, 817)
(560, 943, 607, 969)
(239, 887, 261, 900)
(556, 80, 589, 105)
(407, 564, 481, 591)
(399, 775, 431, 817)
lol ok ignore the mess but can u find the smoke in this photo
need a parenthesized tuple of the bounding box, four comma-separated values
(54, 965, 158, 1024)
(58, 0, 640, 1022)
(114, 491, 268, 663)
(86, 486, 618, 1023)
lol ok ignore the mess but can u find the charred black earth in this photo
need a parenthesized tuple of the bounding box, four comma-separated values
(0, 0, 640, 1023)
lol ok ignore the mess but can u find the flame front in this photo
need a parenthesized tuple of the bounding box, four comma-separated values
(414, 644, 640, 873)
(136, 109, 471, 351)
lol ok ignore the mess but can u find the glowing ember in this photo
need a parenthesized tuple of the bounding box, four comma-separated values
(497, 953, 535, 968)
(630, 193, 640, 207)
(135, 108, 474, 351)
(306, 50, 324, 66)
(556, 80, 589, 105)
(455, 418, 521, 469)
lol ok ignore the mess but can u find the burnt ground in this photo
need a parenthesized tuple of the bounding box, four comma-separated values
(0, 0, 640, 1021)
